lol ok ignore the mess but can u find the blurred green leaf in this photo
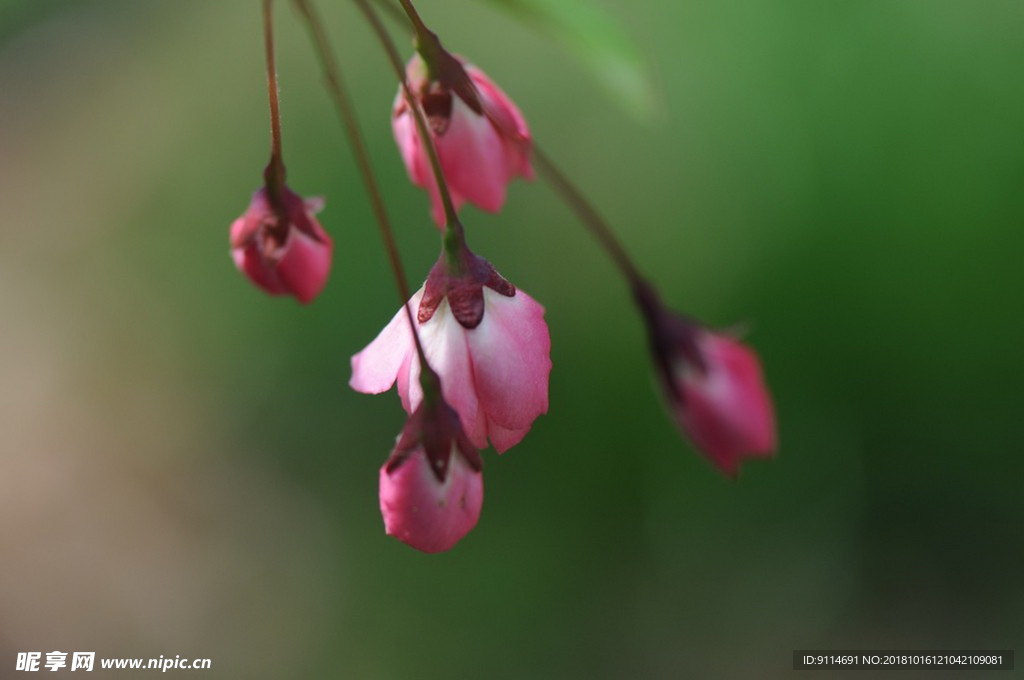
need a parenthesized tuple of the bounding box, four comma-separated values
(479, 0, 658, 121)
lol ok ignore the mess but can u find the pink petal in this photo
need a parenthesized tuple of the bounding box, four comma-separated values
(401, 300, 485, 447)
(229, 211, 263, 249)
(485, 420, 532, 454)
(392, 102, 432, 190)
(392, 92, 463, 227)
(275, 226, 332, 304)
(379, 445, 483, 553)
(676, 333, 776, 476)
(350, 290, 422, 396)
(467, 64, 534, 180)
(304, 196, 326, 214)
(395, 349, 416, 414)
(230, 193, 285, 295)
(467, 64, 530, 141)
(436, 96, 508, 214)
(466, 289, 551, 452)
(231, 241, 285, 296)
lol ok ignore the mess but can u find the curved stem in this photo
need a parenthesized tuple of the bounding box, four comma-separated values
(372, 0, 408, 27)
(262, 0, 286, 197)
(292, 0, 438, 390)
(531, 144, 646, 290)
(396, 0, 429, 38)
(352, 0, 465, 243)
(394, 0, 445, 72)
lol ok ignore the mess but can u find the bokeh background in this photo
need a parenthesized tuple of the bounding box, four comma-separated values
(1, 0, 1022, 677)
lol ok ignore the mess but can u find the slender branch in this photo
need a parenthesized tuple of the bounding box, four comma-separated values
(371, 0, 408, 27)
(532, 144, 646, 288)
(395, 0, 443, 68)
(352, 0, 464, 241)
(262, 0, 286, 195)
(374, 0, 410, 31)
(396, 0, 430, 38)
(292, 0, 437, 386)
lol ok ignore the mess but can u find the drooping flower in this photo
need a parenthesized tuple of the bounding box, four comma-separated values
(350, 249, 551, 453)
(636, 283, 776, 477)
(392, 52, 533, 226)
(380, 395, 484, 553)
(230, 185, 332, 303)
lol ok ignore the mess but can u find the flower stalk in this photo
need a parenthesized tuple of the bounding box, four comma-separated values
(530, 145, 647, 290)
(292, 0, 439, 397)
(262, 0, 287, 205)
(351, 0, 469, 268)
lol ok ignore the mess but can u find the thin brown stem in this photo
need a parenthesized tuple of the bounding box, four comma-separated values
(292, 0, 437, 386)
(532, 144, 646, 289)
(393, 0, 446, 81)
(352, 0, 464, 242)
(262, 0, 286, 195)
(396, 0, 429, 37)
(371, 0, 407, 27)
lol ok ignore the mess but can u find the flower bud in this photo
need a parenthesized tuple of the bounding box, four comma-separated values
(637, 285, 776, 477)
(393, 53, 533, 226)
(380, 399, 484, 553)
(229, 186, 332, 303)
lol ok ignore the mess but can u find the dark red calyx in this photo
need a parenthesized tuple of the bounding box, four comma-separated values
(446, 67, 484, 117)
(418, 250, 515, 329)
(424, 39, 483, 117)
(254, 187, 295, 259)
(633, 281, 707, 401)
(420, 85, 453, 135)
(412, 63, 482, 138)
(387, 399, 482, 483)
(258, 184, 316, 248)
(403, 41, 483, 137)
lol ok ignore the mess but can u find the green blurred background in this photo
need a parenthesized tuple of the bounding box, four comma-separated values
(1, 1, 1022, 677)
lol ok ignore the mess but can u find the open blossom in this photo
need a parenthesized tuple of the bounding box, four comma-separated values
(393, 53, 533, 226)
(380, 397, 484, 553)
(636, 284, 776, 477)
(351, 251, 551, 453)
(230, 185, 332, 303)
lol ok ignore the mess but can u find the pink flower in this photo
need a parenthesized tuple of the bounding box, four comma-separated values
(636, 285, 776, 477)
(392, 53, 533, 226)
(380, 398, 483, 553)
(671, 331, 776, 476)
(230, 186, 332, 303)
(350, 252, 551, 453)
